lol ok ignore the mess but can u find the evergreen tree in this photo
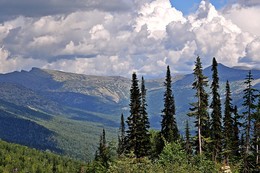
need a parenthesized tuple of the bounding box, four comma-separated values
(253, 97, 260, 169)
(188, 56, 209, 155)
(126, 73, 151, 158)
(240, 133, 245, 158)
(223, 80, 234, 164)
(139, 77, 151, 156)
(161, 65, 179, 143)
(185, 120, 192, 156)
(126, 72, 141, 157)
(96, 129, 109, 168)
(242, 71, 258, 172)
(210, 57, 222, 162)
(232, 105, 242, 158)
(117, 113, 125, 156)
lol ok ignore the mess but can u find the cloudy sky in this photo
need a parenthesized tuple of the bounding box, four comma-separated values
(0, 0, 259, 77)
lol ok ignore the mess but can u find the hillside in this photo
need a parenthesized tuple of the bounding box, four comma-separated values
(0, 63, 260, 160)
(0, 140, 84, 172)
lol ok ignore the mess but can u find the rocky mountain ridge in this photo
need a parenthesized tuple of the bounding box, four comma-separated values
(0, 63, 259, 159)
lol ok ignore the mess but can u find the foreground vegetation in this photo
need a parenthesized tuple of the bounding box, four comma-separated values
(0, 138, 223, 173)
(91, 140, 225, 173)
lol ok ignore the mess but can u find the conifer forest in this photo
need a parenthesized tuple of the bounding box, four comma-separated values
(1, 57, 260, 173)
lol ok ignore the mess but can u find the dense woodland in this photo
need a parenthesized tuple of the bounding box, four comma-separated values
(1, 57, 260, 172)
(0, 140, 85, 172)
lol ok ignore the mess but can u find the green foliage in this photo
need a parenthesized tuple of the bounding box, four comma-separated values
(242, 71, 258, 171)
(107, 141, 219, 173)
(191, 154, 219, 173)
(252, 97, 260, 171)
(117, 113, 126, 156)
(185, 120, 192, 155)
(158, 142, 218, 173)
(95, 129, 110, 168)
(139, 76, 151, 156)
(161, 66, 179, 143)
(232, 106, 242, 159)
(108, 156, 154, 173)
(126, 73, 151, 158)
(149, 130, 163, 159)
(158, 141, 187, 166)
(0, 140, 84, 173)
(126, 72, 142, 157)
(223, 80, 235, 163)
(188, 56, 210, 155)
(210, 58, 222, 162)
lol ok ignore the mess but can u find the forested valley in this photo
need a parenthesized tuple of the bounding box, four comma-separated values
(1, 57, 260, 173)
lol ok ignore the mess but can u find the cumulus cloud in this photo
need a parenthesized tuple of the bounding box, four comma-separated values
(0, 0, 259, 77)
(240, 37, 260, 63)
(0, 46, 46, 73)
(134, 0, 186, 39)
(223, 4, 260, 36)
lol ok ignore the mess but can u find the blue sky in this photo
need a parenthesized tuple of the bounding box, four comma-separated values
(170, 0, 228, 14)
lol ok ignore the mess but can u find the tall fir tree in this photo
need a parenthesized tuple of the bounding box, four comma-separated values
(253, 96, 260, 168)
(126, 72, 141, 157)
(243, 71, 258, 153)
(242, 71, 258, 172)
(210, 57, 222, 162)
(117, 113, 125, 156)
(232, 105, 242, 158)
(188, 56, 210, 155)
(126, 73, 151, 158)
(139, 76, 151, 156)
(161, 65, 179, 143)
(223, 80, 234, 164)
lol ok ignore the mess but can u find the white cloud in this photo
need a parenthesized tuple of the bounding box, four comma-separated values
(0, 46, 46, 73)
(240, 37, 260, 63)
(223, 4, 260, 36)
(0, 0, 259, 77)
(135, 0, 186, 39)
(90, 24, 111, 40)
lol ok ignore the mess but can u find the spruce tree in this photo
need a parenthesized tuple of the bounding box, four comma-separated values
(139, 76, 151, 157)
(210, 57, 222, 162)
(240, 133, 245, 158)
(126, 73, 151, 158)
(117, 113, 125, 156)
(223, 80, 234, 164)
(243, 71, 257, 154)
(126, 72, 141, 157)
(233, 105, 242, 158)
(161, 65, 179, 143)
(96, 129, 109, 168)
(185, 120, 192, 155)
(253, 97, 260, 168)
(188, 56, 209, 155)
(242, 71, 258, 172)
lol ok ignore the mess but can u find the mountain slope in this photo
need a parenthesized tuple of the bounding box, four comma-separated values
(0, 63, 259, 159)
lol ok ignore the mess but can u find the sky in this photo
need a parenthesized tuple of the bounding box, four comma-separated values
(0, 0, 259, 78)
(171, 0, 229, 14)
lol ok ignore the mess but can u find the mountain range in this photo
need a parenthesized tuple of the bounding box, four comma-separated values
(0, 63, 259, 160)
